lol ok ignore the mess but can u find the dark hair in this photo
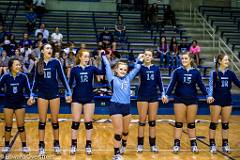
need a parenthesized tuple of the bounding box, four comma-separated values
(37, 43, 50, 75)
(160, 36, 167, 44)
(8, 58, 20, 72)
(215, 53, 227, 80)
(192, 40, 198, 45)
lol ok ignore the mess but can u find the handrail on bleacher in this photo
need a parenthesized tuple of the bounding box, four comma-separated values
(9, 0, 20, 32)
(3, 1, 12, 29)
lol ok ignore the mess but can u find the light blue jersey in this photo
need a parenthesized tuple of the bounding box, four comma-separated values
(102, 55, 141, 104)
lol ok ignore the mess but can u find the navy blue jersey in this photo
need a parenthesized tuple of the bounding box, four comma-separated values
(32, 58, 71, 97)
(69, 65, 105, 101)
(138, 64, 165, 98)
(208, 69, 240, 97)
(166, 66, 208, 99)
(0, 72, 31, 101)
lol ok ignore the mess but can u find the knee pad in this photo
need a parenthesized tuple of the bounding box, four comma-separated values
(187, 122, 195, 129)
(222, 122, 229, 130)
(138, 122, 146, 126)
(122, 132, 128, 136)
(38, 122, 46, 130)
(52, 122, 59, 130)
(5, 126, 12, 132)
(84, 121, 93, 130)
(175, 122, 183, 128)
(114, 134, 122, 141)
(209, 122, 218, 130)
(71, 121, 80, 130)
(148, 121, 156, 127)
(18, 126, 25, 133)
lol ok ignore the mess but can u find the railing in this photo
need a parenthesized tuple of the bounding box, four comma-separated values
(3, 1, 12, 29)
(218, 38, 240, 72)
(92, 12, 98, 42)
(9, 0, 20, 32)
(66, 11, 70, 43)
(194, 8, 215, 48)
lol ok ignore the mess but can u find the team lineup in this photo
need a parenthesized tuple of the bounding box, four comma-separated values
(0, 43, 240, 160)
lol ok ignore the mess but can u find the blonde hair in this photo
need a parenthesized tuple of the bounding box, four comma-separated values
(75, 49, 89, 65)
(182, 52, 196, 68)
(114, 61, 128, 74)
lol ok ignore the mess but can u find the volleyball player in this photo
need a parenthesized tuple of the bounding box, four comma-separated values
(136, 49, 165, 153)
(31, 43, 72, 156)
(163, 52, 208, 153)
(69, 49, 105, 155)
(0, 58, 34, 154)
(207, 53, 240, 153)
(102, 50, 144, 160)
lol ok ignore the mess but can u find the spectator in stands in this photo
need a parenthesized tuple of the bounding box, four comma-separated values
(0, 50, 10, 75)
(13, 49, 24, 64)
(32, 40, 43, 59)
(189, 40, 201, 66)
(169, 37, 180, 67)
(115, 15, 126, 43)
(33, 0, 46, 21)
(35, 23, 49, 39)
(54, 51, 64, 66)
(51, 26, 63, 47)
(19, 33, 33, 49)
(24, 0, 33, 10)
(26, 7, 37, 34)
(178, 37, 190, 54)
(162, 5, 176, 28)
(0, 26, 8, 44)
(98, 27, 116, 51)
(22, 53, 35, 77)
(8, 34, 18, 57)
(20, 43, 32, 65)
(2, 35, 11, 55)
(64, 41, 77, 55)
(157, 36, 170, 66)
(33, 32, 47, 48)
(65, 51, 75, 78)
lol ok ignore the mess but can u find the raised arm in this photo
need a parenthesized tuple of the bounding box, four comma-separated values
(128, 54, 144, 81)
(101, 54, 114, 83)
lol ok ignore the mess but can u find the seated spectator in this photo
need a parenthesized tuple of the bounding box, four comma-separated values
(51, 26, 63, 47)
(33, 32, 47, 48)
(20, 43, 32, 64)
(0, 50, 10, 75)
(1, 35, 11, 55)
(33, 0, 46, 21)
(169, 37, 180, 67)
(23, 53, 35, 76)
(13, 49, 24, 64)
(65, 51, 75, 78)
(115, 15, 126, 43)
(7, 34, 18, 57)
(24, 0, 33, 10)
(157, 36, 170, 66)
(19, 33, 33, 49)
(178, 37, 190, 54)
(98, 27, 116, 51)
(54, 51, 64, 66)
(32, 40, 43, 59)
(63, 41, 77, 55)
(35, 23, 49, 39)
(189, 40, 201, 66)
(0, 26, 9, 44)
(26, 7, 37, 34)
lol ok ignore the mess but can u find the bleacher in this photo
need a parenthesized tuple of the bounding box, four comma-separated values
(0, 1, 240, 114)
(199, 5, 240, 52)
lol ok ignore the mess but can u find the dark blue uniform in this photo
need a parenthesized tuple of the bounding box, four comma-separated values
(137, 64, 165, 102)
(208, 69, 240, 106)
(32, 58, 71, 100)
(0, 72, 31, 110)
(166, 66, 208, 105)
(69, 65, 105, 104)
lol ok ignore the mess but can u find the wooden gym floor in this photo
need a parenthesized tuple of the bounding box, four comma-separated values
(0, 114, 239, 160)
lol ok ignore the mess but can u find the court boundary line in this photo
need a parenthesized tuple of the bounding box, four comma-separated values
(168, 123, 237, 160)
(1, 131, 19, 160)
